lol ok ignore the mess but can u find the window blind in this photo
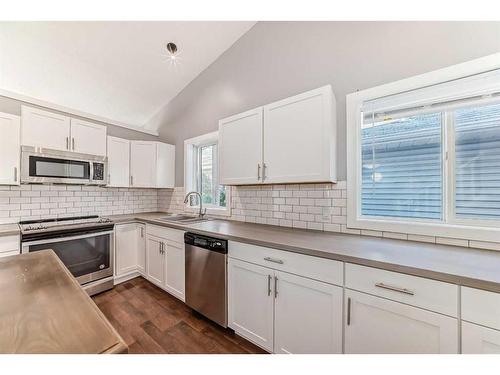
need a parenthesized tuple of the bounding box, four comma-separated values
(362, 69, 500, 120)
(361, 112, 443, 220)
(455, 102, 500, 220)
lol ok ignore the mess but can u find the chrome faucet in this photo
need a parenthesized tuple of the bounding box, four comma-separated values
(184, 191, 207, 218)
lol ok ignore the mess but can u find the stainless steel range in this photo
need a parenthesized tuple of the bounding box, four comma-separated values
(20, 215, 114, 296)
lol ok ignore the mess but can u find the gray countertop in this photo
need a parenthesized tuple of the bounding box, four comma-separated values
(0, 223, 20, 237)
(106, 212, 500, 293)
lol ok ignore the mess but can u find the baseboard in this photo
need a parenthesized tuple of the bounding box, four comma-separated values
(114, 271, 142, 285)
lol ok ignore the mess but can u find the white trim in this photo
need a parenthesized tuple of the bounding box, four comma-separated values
(347, 53, 500, 243)
(0, 88, 159, 136)
(183, 131, 231, 216)
(114, 271, 142, 285)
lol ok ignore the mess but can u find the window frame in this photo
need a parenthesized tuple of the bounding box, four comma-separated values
(346, 53, 500, 242)
(184, 131, 231, 216)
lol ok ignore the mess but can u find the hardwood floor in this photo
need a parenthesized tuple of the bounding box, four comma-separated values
(92, 277, 266, 354)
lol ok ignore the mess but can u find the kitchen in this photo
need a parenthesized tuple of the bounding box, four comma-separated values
(1, 6, 500, 373)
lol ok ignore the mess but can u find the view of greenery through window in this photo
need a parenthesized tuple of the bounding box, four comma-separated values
(198, 144, 226, 208)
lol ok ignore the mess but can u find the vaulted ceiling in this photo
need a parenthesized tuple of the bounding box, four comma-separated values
(0, 21, 255, 133)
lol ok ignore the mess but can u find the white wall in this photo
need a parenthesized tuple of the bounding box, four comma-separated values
(0, 95, 159, 141)
(150, 21, 500, 185)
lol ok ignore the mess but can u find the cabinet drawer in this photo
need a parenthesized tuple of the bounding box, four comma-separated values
(345, 263, 458, 317)
(0, 235, 20, 253)
(146, 224, 184, 244)
(228, 241, 343, 286)
(462, 287, 500, 330)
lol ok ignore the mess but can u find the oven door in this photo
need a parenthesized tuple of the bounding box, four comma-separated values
(21, 231, 114, 285)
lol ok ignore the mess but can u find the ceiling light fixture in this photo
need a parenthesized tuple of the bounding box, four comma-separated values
(166, 42, 178, 61)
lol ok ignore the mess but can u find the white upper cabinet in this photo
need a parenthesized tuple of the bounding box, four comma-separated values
(156, 142, 175, 188)
(0, 112, 21, 185)
(263, 86, 336, 183)
(70, 118, 107, 156)
(130, 141, 157, 187)
(21, 106, 71, 151)
(218, 85, 336, 185)
(219, 107, 263, 185)
(130, 141, 175, 188)
(107, 136, 130, 187)
(21, 106, 107, 155)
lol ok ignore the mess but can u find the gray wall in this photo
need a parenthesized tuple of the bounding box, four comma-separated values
(0, 95, 159, 141)
(150, 21, 500, 186)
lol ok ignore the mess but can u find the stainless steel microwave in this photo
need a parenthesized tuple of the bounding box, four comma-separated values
(21, 146, 108, 185)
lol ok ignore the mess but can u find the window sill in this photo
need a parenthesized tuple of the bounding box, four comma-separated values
(185, 205, 231, 217)
(347, 216, 500, 243)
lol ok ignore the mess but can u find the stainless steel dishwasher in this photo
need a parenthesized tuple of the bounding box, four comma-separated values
(184, 232, 228, 327)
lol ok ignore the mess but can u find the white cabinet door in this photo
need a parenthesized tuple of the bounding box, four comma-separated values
(137, 224, 146, 275)
(156, 142, 175, 188)
(219, 107, 263, 185)
(228, 258, 274, 352)
(115, 223, 138, 276)
(344, 289, 458, 354)
(107, 136, 130, 187)
(274, 271, 343, 354)
(146, 235, 165, 287)
(462, 322, 500, 354)
(263, 86, 335, 183)
(130, 141, 157, 187)
(21, 106, 70, 151)
(70, 118, 107, 156)
(164, 241, 185, 301)
(0, 112, 20, 185)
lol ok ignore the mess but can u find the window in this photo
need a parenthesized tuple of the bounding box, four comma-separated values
(184, 132, 229, 215)
(347, 55, 500, 242)
(362, 112, 443, 220)
(454, 104, 500, 221)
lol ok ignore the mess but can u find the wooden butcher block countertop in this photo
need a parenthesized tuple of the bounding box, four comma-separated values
(0, 250, 127, 354)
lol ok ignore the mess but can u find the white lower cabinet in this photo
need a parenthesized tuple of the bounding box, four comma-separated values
(274, 270, 343, 354)
(228, 257, 343, 353)
(462, 321, 500, 354)
(164, 241, 185, 301)
(114, 223, 146, 280)
(344, 289, 458, 354)
(144, 225, 185, 302)
(115, 224, 139, 277)
(137, 224, 146, 274)
(146, 235, 165, 287)
(0, 235, 20, 258)
(228, 258, 275, 352)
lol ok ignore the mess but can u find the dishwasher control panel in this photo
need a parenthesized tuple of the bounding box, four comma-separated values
(184, 232, 228, 253)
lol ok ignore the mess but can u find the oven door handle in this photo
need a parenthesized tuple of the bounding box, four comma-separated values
(21, 230, 114, 251)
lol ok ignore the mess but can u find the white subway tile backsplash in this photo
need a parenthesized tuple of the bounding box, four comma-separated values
(156, 182, 498, 251)
(408, 234, 436, 244)
(0, 185, 161, 224)
(3, 181, 493, 252)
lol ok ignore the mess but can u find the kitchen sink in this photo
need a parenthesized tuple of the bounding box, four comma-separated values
(159, 215, 210, 224)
